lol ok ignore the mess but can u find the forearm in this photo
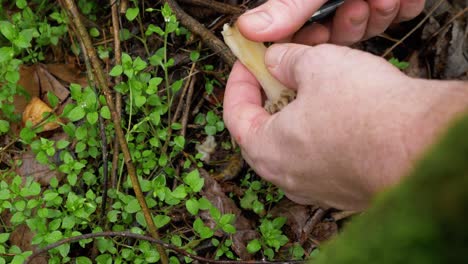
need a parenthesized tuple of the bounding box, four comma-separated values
(387, 79, 468, 190)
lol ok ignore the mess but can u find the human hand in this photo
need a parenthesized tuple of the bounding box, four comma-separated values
(223, 43, 467, 210)
(237, 0, 425, 45)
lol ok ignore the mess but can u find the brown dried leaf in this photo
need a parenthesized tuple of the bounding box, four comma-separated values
(14, 65, 40, 115)
(199, 168, 258, 259)
(37, 64, 70, 101)
(9, 224, 48, 264)
(311, 221, 338, 242)
(403, 51, 428, 79)
(44, 63, 88, 88)
(270, 199, 321, 242)
(22, 97, 61, 131)
(14, 149, 63, 186)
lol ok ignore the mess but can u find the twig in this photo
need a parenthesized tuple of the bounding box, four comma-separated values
(163, 0, 236, 67)
(161, 63, 197, 154)
(110, 0, 122, 190)
(381, 0, 446, 58)
(60, 1, 168, 263)
(426, 7, 468, 44)
(177, 0, 243, 14)
(181, 74, 196, 137)
(25, 231, 306, 264)
(76, 30, 110, 224)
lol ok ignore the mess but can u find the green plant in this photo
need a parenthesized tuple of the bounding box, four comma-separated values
(247, 217, 289, 260)
(388, 57, 410, 70)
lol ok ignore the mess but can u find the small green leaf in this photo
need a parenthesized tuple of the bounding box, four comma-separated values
(125, 198, 141, 214)
(184, 169, 204, 192)
(154, 215, 171, 228)
(247, 239, 262, 253)
(222, 224, 236, 234)
(109, 65, 123, 76)
(0, 47, 14, 63)
(47, 92, 59, 108)
(173, 136, 185, 149)
(171, 185, 187, 199)
(0, 21, 17, 41)
(205, 125, 217, 136)
(86, 111, 99, 124)
(145, 24, 164, 36)
(0, 120, 10, 134)
(190, 51, 200, 62)
(0, 189, 11, 200)
(100, 106, 111, 119)
(185, 198, 199, 215)
(76, 256, 93, 264)
(66, 106, 86, 121)
(56, 140, 70, 149)
(126, 7, 139, 21)
(16, 0, 27, 9)
(134, 95, 146, 107)
(89, 27, 100, 37)
(0, 233, 10, 243)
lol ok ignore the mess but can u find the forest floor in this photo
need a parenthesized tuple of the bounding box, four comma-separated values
(0, 0, 466, 263)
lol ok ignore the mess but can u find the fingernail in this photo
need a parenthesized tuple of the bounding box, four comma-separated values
(241, 10, 272, 32)
(377, 4, 398, 16)
(265, 45, 288, 68)
(350, 14, 367, 26)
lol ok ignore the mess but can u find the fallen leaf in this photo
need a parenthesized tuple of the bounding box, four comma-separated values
(37, 64, 70, 102)
(15, 65, 40, 115)
(14, 148, 64, 186)
(44, 63, 87, 88)
(270, 199, 321, 242)
(22, 97, 61, 131)
(199, 168, 258, 259)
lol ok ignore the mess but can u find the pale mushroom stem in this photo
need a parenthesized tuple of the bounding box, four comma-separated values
(221, 23, 296, 114)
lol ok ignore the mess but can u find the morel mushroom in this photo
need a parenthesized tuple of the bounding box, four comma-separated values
(221, 23, 296, 114)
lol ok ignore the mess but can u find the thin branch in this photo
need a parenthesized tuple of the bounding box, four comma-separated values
(181, 73, 196, 137)
(426, 7, 468, 44)
(163, 0, 236, 67)
(110, 0, 123, 190)
(60, 1, 168, 263)
(25, 231, 306, 264)
(161, 63, 197, 154)
(381, 0, 446, 58)
(177, 0, 243, 14)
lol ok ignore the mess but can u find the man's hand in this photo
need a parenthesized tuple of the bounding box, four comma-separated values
(237, 0, 425, 45)
(223, 44, 468, 210)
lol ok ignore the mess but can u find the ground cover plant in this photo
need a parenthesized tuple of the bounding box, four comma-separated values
(0, 0, 466, 263)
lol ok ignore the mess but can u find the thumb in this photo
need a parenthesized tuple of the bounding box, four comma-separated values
(237, 0, 328, 42)
(223, 62, 271, 148)
(265, 43, 349, 90)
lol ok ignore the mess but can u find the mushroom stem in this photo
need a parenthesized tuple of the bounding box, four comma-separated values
(221, 23, 296, 113)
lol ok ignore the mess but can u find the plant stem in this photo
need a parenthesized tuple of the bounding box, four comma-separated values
(60, 1, 168, 263)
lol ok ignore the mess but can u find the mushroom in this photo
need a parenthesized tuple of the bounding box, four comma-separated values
(221, 23, 296, 114)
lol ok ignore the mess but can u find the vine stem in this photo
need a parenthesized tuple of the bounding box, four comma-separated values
(25, 231, 306, 264)
(60, 1, 168, 263)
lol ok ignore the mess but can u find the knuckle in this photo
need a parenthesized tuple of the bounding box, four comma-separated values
(273, 0, 302, 12)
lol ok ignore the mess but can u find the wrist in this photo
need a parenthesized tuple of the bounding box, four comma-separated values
(362, 79, 467, 200)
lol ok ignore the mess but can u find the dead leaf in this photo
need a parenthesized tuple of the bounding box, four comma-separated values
(270, 199, 322, 242)
(44, 63, 88, 89)
(14, 149, 63, 186)
(9, 224, 48, 264)
(311, 221, 338, 242)
(199, 168, 258, 259)
(37, 64, 70, 102)
(22, 97, 61, 131)
(403, 51, 428, 79)
(15, 65, 40, 115)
